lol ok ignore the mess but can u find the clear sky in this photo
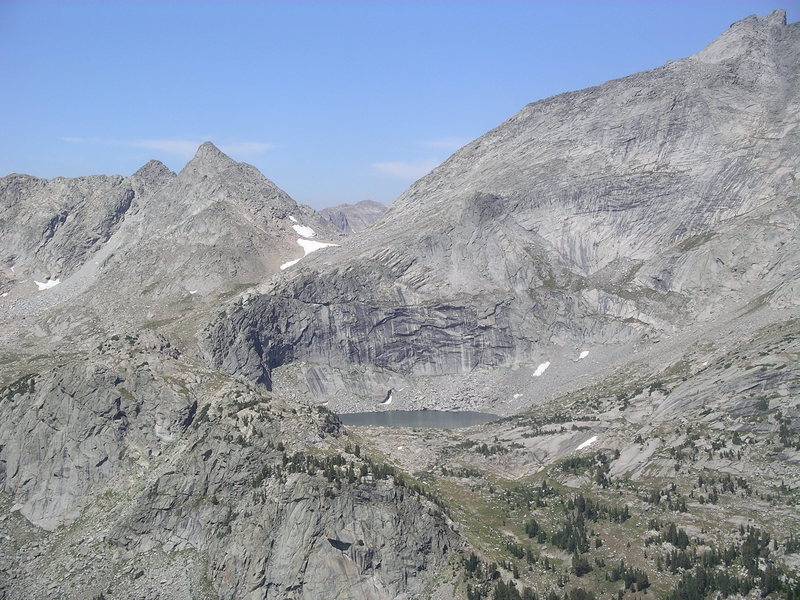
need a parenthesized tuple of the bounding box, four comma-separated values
(0, 1, 795, 208)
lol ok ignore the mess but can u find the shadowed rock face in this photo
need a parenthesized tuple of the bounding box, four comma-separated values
(207, 11, 799, 409)
(320, 200, 387, 234)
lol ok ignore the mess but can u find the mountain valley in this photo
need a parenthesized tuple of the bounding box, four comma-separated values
(0, 9, 798, 600)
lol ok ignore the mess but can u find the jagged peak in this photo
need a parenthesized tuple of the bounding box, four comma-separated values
(696, 9, 790, 63)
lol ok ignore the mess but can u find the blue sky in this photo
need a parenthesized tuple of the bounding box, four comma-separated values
(0, 1, 795, 208)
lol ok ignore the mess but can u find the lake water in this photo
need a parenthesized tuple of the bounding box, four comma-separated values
(337, 410, 499, 429)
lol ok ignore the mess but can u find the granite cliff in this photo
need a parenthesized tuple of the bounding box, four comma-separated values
(0, 333, 458, 599)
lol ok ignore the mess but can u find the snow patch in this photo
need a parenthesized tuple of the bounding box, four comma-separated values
(380, 391, 393, 405)
(1, 292, 7, 297)
(280, 239, 339, 270)
(576, 436, 598, 451)
(297, 239, 338, 254)
(533, 361, 550, 377)
(288, 215, 298, 223)
(292, 224, 316, 238)
(10, 266, 15, 273)
(280, 258, 301, 270)
(34, 278, 60, 291)
(579, 350, 589, 360)
(189, 290, 198, 295)
(513, 393, 522, 399)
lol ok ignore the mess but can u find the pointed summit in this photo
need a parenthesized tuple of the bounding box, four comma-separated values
(194, 141, 230, 162)
(192, 142, 236, 163)
(182, 142, 238, 176)
(696, 9, 791, 63)
(131, 160, 175, 183)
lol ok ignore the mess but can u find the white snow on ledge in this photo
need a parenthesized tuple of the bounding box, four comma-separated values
(34, 278, 61, 291)
(280, 258, 301, 270)
(292, 224, 316, 238)
(298, 239, 337, 254)
(576, 436, 598, 451)
(280, 239, 339, 270)
(579, 350, 589, 360)
(533, 361, 550, 377)
(288, 215, 298, 223)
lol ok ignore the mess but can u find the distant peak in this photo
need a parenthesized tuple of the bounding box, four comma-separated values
(756, 9, 786, 26)
(729, 9, 787, 28)
(132, 159, 175, 181)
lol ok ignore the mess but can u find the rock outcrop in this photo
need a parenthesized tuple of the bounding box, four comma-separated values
(0, 335, 458, 599)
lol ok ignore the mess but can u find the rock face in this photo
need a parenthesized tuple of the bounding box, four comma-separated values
(0, 335, 458, 599)
(208, 11, 799, 411)
(0, 162, 174, 291)
(320, 200, 388, 234)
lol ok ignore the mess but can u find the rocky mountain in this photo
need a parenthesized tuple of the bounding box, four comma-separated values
(2, 144, 450, 599)
(0, 142, 343, 350)
(208, 9, 799, 413)
(1, 9, 799, 600)
(320, 200, 388, 234)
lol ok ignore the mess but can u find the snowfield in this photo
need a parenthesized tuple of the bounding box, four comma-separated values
(280, 239, 339, 270)
(533, 361, 550, 377)
(292, 224, 316, 238)
(34, 279, 61, 291)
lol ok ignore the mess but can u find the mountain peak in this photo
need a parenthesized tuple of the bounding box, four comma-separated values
(696, 9, 791, 63)
(758, 8, 787, 26)
(181, 141, 237, 176)
(729, 8, 787, 30)
(194, 141, 233, 163)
